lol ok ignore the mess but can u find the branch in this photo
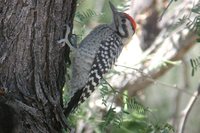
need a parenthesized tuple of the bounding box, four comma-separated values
(178, 84, 200, 133)
(109, 0, 198, 95)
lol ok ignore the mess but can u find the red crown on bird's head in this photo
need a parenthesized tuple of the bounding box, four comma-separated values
(123, 13, 137, 31)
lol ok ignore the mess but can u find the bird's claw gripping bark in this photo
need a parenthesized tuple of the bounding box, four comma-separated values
(57, 25, 77, 51)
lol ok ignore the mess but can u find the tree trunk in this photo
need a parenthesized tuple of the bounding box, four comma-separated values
(0, 0, 76, 132)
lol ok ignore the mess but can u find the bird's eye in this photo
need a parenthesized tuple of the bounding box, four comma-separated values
(122, 18, 126, 23)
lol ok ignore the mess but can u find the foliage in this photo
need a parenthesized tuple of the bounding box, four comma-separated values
(174, 2, 200, 39)
(64, 0, 200, 132)
(65, 80, 175, 133)
(74, 9, 99, 42)
(190, 56, 200, 76)
(98, 86, 174, 133)
(173, 2, 200, 76)
(182, 3, 200, 76)
(75, 9, 98, 25)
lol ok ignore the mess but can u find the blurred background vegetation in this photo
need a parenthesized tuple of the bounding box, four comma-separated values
(64, 0, 200, 133)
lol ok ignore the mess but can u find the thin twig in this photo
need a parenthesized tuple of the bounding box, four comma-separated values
(173, 58, 189, 129)
(102, 78, 128, 97)
(178, 84, 200, 133)
(115, 64, 194, 96)
(159, 0, 174, 21)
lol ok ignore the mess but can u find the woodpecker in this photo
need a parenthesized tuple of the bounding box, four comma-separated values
(64, 2, 137, 117)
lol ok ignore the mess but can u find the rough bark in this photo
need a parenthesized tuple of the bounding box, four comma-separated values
(0, 0, 76, 132)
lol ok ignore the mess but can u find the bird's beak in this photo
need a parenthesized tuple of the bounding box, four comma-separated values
(109, 1, 119, 27)
(109, 1, 118, 14)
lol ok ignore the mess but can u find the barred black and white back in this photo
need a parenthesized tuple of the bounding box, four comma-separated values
(64, 31, 123, 117)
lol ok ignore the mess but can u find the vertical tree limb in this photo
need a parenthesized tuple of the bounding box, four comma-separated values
(0, 0, 77, 132)
(178, 84, 200, 133)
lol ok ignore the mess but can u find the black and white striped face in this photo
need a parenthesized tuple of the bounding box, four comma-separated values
(114, 13, 135, 38)
(109, 2, 136, 44)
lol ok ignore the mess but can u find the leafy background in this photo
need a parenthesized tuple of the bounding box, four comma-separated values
(64, 0, 200, 133)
